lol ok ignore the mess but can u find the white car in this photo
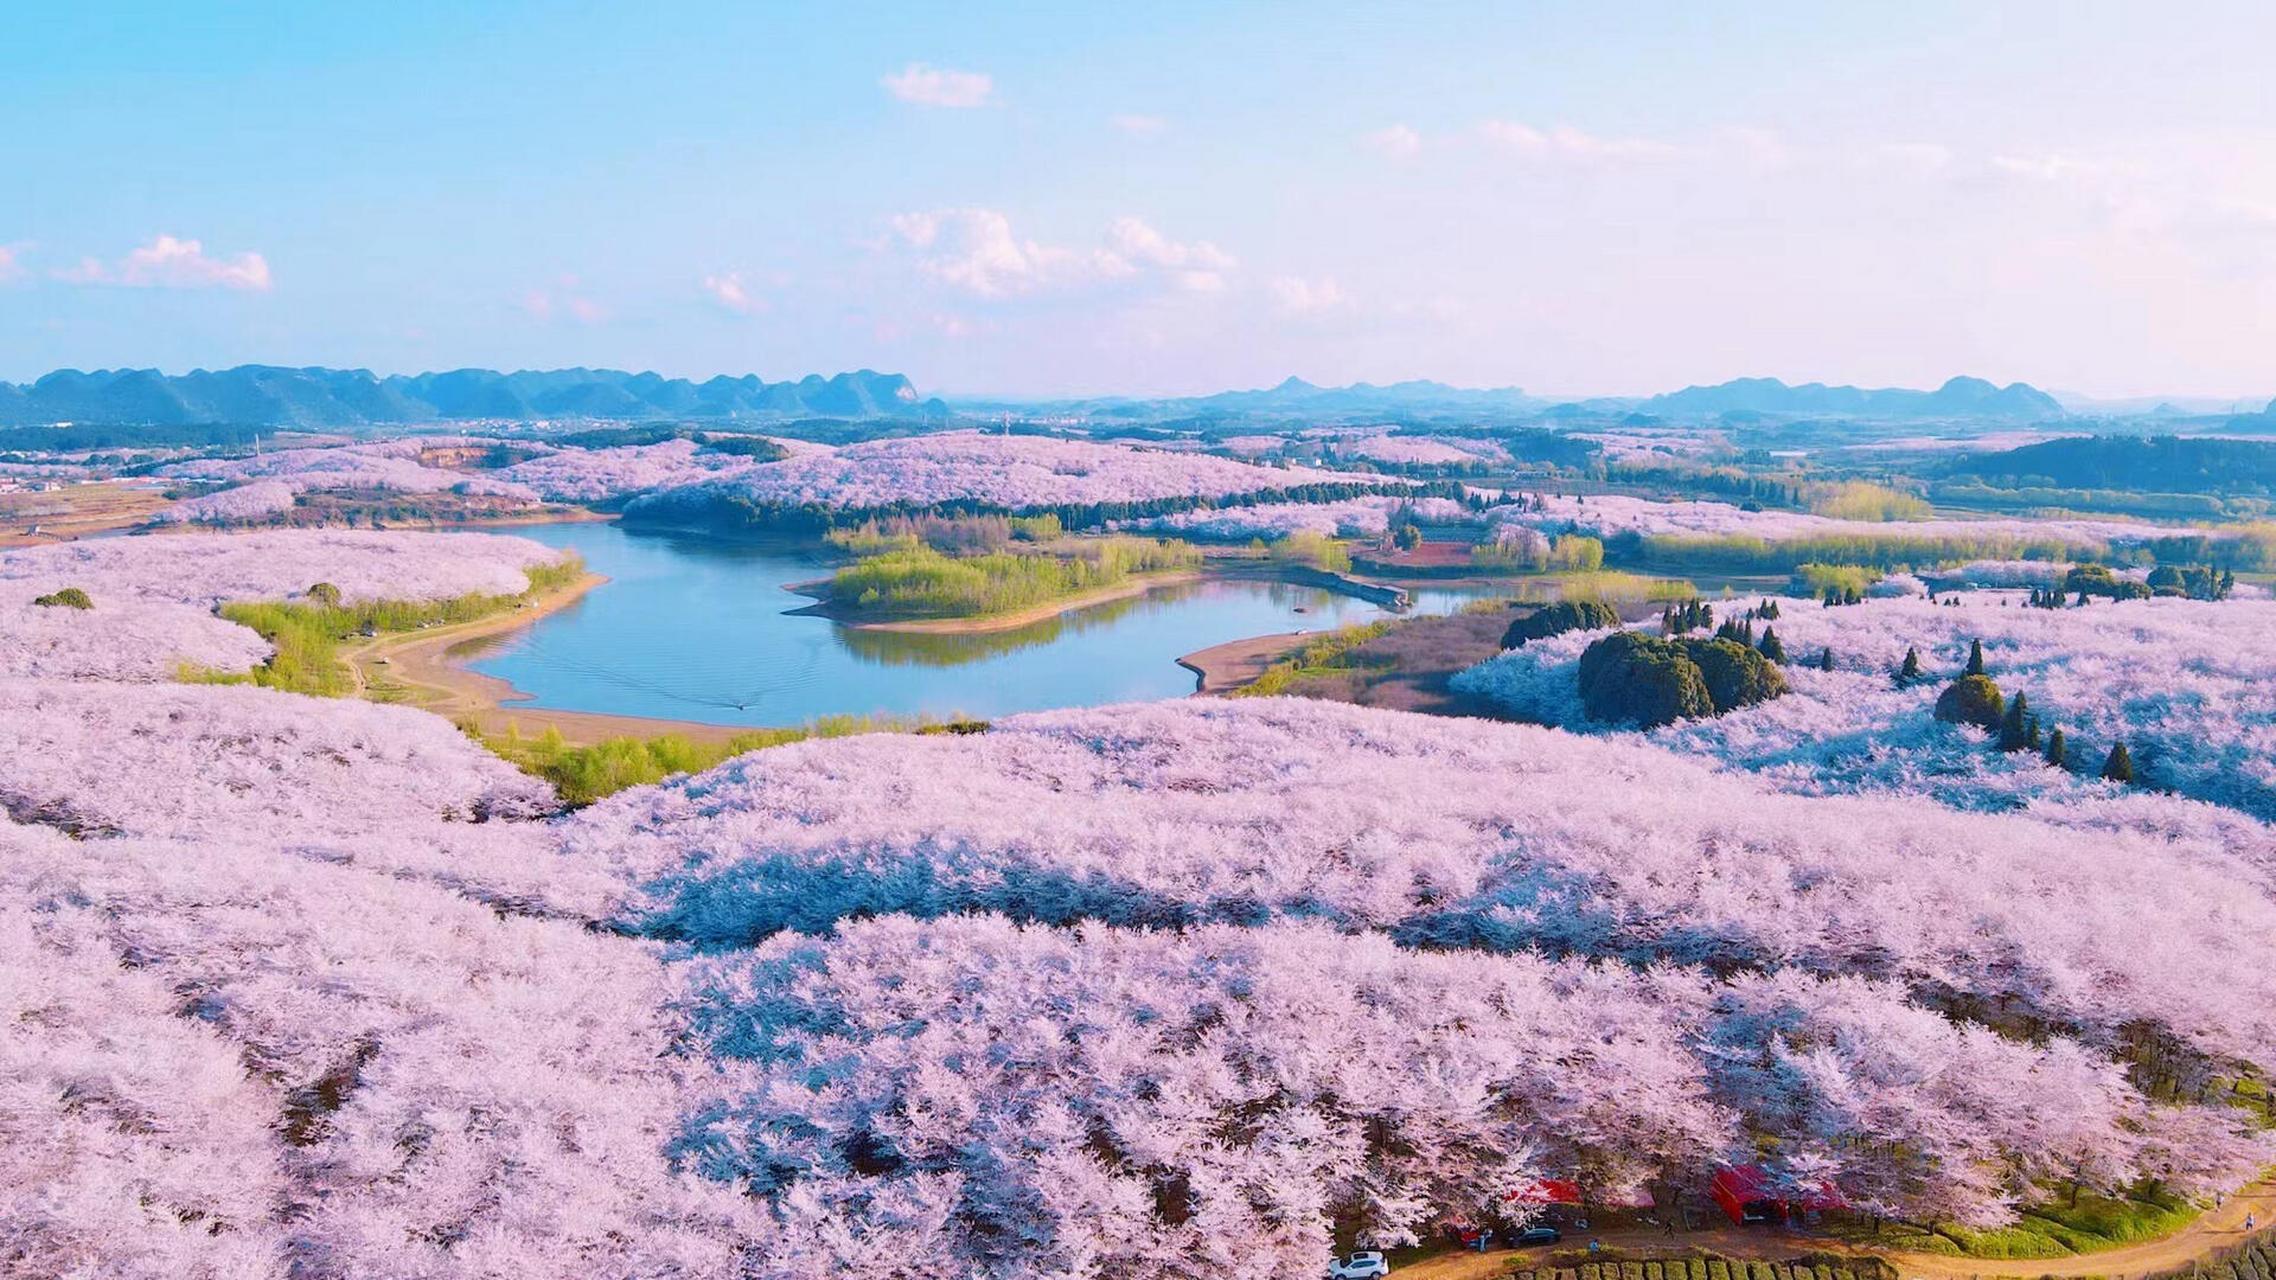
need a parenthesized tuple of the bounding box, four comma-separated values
(1328, 1251, 1391, 1279)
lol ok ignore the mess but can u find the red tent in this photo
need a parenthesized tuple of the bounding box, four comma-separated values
(1506, 1178, 1584, 1207)
(1710, 1165, 1786, 1226)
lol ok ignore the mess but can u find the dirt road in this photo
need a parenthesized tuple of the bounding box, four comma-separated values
(1398, 1176, 2276, 1280)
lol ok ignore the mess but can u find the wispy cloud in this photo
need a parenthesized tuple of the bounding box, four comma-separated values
(0, 242, 26, 283)
(1359, 124, 1423, 159)
(1476, 121, 1682, 163)
(701, 271, 764, 314)
(882, 63, 994, 109)
(1111, 113, 1168, 138)
(55, 234, 272, 291)
(1269, 275, 1348, 316)
(521, 276, 605, 324)
(886, 209, 1235, 298)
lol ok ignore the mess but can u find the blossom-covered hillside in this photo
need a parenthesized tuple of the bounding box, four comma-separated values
(1454, 593, 2276, 822)
(1119, 493, 1473, 539)
(8, 528, 2276, 1277)
(630, 430, 1385, 519)
(0, 528, 567, 605)
(158, 437, 543, 504)
(0, 528, 572, 681)
(493, 437, 789, 503)
(1487, 491, 2204, 552)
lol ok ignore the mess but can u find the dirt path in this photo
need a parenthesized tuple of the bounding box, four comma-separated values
(1178, 629, 1312, 692)
(343, 572, 756, 747)
(1399, 1176, 2276, 1280)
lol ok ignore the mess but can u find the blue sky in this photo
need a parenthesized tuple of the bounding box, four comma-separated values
(3, 1, 2273, 398)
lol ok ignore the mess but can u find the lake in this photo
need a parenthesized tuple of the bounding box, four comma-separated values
(460, 520, 1490, 726)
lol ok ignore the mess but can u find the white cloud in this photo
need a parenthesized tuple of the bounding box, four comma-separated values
(701, 271, 764, 314)
(1111, 113, 1167, 138)
(1099, 216, 1235, 293)
(882, 63, 994, 109)
(1269, 275, 1348, 316)
(0, 242, 25, 283)
(1359, 124, 1423, 159)
(1477, 121, 1682, 163)
(887, 209, 1236, 298)
(887, 208, 1086, 297)
(55, 234, 271, 291)
(521, 276, 605, 324)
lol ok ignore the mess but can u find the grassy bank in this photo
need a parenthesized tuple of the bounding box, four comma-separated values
(1232, 621, 1396, 698)
(476, 715, 987, 806)
(183, 556, 585, 697)
(825, 537, 1199, 622)
(1826, 1185, 2199, 1260)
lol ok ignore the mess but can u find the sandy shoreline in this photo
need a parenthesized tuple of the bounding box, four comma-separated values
(1177, 629, 1312, 693)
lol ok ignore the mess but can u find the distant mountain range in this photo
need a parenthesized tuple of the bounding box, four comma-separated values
(973, 374, 2078, 424)
(1184, 376, 1545, 416)
(0, 365, 939, 427)
(1635, 376, 2065, 421)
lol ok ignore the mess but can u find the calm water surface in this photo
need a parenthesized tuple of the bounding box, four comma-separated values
(462, 521, 1488, 725)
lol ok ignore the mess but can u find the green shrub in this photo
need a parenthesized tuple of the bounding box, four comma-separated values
(1577, 631, 1715, 728)
(1501, 599, 1620, 648)
(1234, 622, 1394, 698)
(483, 712, 967, 806)
(827, 538, 1199, 621)
(1811, 480, 1932, 522)
(1681, 637, 1789, 712)
(31, 586, 93, 610)
(1269, 531, 1352, 572)
(1935, 674, 2006, 729)
(306, 581, 343, 607)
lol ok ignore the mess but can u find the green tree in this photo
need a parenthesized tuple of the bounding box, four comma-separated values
(1965, 638, 1986, 677)
(1681, 636, 1789, 713)
(1896, 646, 1923, 688)
(1503, 599, 1620, 648)
(1576, 631, 1716, 728)
(1934, 674, 2005, 730)
(1757, 626, 1786, 664)
(1998, 691, 2033, 752)
(1393, 522, 1423, 551)
(2045, 727, 2067, 768)
(307, 581, 343, 607)
(1817, 647, 1835, 672)
(2101, 740, 2134, 783)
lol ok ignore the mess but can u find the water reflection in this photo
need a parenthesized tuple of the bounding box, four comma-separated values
(464, 520, 1492, 725)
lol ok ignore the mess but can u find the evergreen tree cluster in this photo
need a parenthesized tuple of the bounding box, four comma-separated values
(1577, 630, 1789, 728)
(1660, 599, 1714, 635)
(2063, 563, 2153, 602)
(2146, 563, 2234, 600)
(1501, 599, 1622, 649)
(1922, 637, 2134, 785)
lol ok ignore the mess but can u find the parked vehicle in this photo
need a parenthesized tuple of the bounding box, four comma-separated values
(1328, 1250, 1391, 1279)
(1513, 1226, 1563, 1247)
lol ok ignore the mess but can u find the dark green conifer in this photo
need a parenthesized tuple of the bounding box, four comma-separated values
(2101, 740, 2134, 784)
